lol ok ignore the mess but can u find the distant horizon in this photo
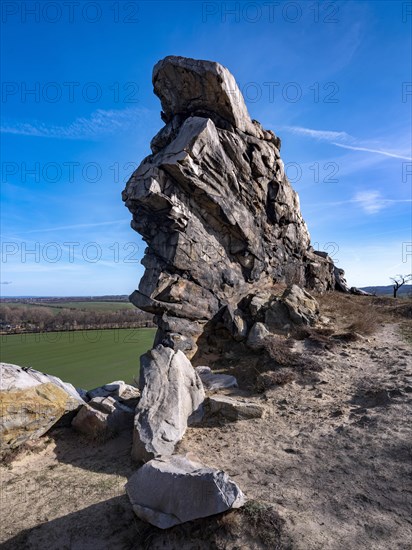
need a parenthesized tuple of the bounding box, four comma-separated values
(1, 283, 411, 299)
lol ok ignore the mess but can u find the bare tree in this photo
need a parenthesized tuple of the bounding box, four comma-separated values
(390, 274, 412, 298)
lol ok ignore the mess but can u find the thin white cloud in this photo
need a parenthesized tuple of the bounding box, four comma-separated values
(23, 220, 127, 234)
(284, 126, 351, 142)
(305, 193, 412, 215)
(0, 108, 146, 140)
(353, 194, 412, 214)
(333, 142, 412, 161)
(284, 125, 412, 161)
(352, 191, 386, 214)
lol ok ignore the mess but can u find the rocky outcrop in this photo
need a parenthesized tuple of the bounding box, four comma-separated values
(132, 345, 205, 462)
(123, 56, 336, 358)
(126, 453, 245, 528)
(0, 363, 84, 454)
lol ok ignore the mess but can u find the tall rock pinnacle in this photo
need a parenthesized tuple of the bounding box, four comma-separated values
(122, 56, 335, 358)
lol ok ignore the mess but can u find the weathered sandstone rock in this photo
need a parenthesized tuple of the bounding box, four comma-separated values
(123, 56, 336, 357)
(132, 345, 205, 462)
(71, 396, 134, 438)
(205, 395, 264, 421)
(262, 285, 319, 334)
(282, 284, 319, 326)
(0, 363, 84, 453)
(126, 453, 245, 528)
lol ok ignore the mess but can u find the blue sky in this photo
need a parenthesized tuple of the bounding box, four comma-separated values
(1, 0, 411, 296)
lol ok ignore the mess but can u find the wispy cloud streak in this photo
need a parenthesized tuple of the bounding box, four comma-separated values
(332, 142, 411, 161)
(284, 125, 412, 161)
(21, 220, 127, 235)
(305, 192, 412, 215)
(0, 108, 147, 140)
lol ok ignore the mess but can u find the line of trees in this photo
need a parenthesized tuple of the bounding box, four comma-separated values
(0, 305, 155, 333)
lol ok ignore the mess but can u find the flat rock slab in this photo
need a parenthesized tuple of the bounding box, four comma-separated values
(206, 395, 264, 421)
(126, 454, 245, 529)
(153, 55, 254, 134)
(132, 345, 205, 462)
(195, 366, 238, 391)
(87, 380, 140, 403)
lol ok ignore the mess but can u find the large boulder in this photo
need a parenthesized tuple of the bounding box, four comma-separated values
(123, 56, 336, 358)
(132, 345, 205, 462)
(126, 453, 245, 528)
(0, 363, 84, 454)
(152, 56, 256, 136)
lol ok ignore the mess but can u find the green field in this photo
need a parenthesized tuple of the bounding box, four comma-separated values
(1, 301, 134, 312)
(51, 301, 134, 310)
(0, 328, 156, 389)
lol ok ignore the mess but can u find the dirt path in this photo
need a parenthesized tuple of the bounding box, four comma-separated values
(1, 324, 411, 549)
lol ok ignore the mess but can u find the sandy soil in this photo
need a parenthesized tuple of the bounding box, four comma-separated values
(1, 323, 411, 549)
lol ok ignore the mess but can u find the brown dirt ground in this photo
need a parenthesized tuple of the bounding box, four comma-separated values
(1, 302, 411, 549)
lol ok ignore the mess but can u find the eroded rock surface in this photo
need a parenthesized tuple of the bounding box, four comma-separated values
(123, 56, 336, 357)
(132, 345, 205, 462)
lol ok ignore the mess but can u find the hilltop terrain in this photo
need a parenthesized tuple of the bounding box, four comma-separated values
(1, 295, 411, 549)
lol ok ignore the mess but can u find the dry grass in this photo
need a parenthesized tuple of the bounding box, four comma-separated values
(209, 292, 411, 393)
(315, 292, 379, 335)
(131, 500, 292, 550)
(262, 335, 322, 373)
(0, 437, 53, 466)
(255, 370, 296, 392)
(241, 500, 292, 548)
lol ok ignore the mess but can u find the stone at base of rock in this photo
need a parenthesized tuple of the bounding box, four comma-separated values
(126, 453, 245, 529)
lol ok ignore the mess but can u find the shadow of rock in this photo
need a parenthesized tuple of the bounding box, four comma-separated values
(49, 426, 135, 476)
(2, 494, 291, 550)
(1, 495, 136, 550)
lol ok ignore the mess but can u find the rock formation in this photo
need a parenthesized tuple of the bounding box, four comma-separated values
(0, 363, 84, 454)
(126, 453, 245, 528)
(123, 56, 337, 358)
(132, 345, 205, 462)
